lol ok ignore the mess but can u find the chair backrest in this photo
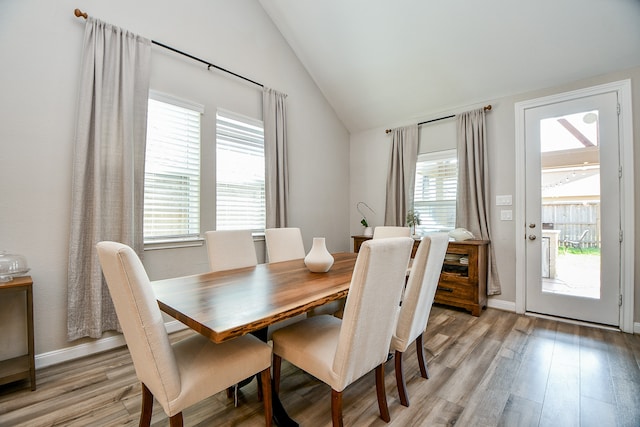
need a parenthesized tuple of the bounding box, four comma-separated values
(372, 226, 411, 239)
(96, 241, 181, 408)
(332, 237, 413, 391)
(264, 227, 306, 263)
(392, 233, 449, 352)
(205, 230, 258, 272)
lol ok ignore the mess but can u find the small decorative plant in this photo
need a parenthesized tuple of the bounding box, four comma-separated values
(406, 210, 421, 235)
(360, 217, 369, 227)
(406, 210, 421, 227)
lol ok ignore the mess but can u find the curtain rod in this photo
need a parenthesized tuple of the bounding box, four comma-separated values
(73, 8, 264, 88)
(385, 104, 492, 134)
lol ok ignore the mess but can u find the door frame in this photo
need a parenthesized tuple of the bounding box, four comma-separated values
(514, 80, 635, 333)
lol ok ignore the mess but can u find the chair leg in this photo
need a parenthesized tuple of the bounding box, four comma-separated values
(416, 333, 429, 379)
(257, 374, 263, 402)
(169, 413, 184, 427)
(394, 350, 410, 407)
(331, 389, 344, 427)
(273, 354, 282, 394)
(260, 368, 273, 427)
(140, 383, 153, 427)
(375, 363, 390, 422)
(142, 382, 183, 427)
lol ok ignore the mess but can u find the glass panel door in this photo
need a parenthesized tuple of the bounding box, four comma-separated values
(524, 91, 620, 326)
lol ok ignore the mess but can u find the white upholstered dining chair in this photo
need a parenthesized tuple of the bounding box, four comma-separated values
(96, 241, 273, 427)
(373, 225, 414, 277)
(264, 227, 306, 263)
(271, 237, 413, 426)
(265, 227, 342, 317)
(204, 230, 258, 272)
(390, 233, 449, 407)
(204, 229, 264, 404)
(372, 226, 411, 239)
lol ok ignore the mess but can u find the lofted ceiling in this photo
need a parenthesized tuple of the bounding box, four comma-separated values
(259, 0, 640, 133)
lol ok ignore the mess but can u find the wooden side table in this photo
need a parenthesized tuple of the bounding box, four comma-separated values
(351, 235, 371, 253)
(352, 235, 489, 317)
(351, 235, 420, 257)
(0, 276, 35, 390)
(436, 240, 489, 316)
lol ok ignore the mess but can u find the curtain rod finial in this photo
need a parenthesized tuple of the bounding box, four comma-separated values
(484, 105, 492, 111)
(74, 8, 88, 19)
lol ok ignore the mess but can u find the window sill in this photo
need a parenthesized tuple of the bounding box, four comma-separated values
(144, 232, 265, 251)
(144, 238, 204, 251)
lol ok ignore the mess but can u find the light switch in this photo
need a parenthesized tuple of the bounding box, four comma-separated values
(500, 210, 513, 221)
(496, 195, 512, 206)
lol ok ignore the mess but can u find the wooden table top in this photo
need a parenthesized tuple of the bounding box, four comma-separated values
(0, 275, 33, 289)
(152, 252, 357, 343)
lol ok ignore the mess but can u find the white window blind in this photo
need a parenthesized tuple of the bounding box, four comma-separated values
(144, 93, 203, 242)
(216, 109, 265, 231)
(414, 149, 457, 234)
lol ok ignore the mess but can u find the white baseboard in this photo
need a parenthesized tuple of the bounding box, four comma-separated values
(487, 298, 516, 312)
(35, 321, 188, 369)
(634, 322, 640, 334)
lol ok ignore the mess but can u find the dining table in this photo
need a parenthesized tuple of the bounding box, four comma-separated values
(151, 252, 358, 426)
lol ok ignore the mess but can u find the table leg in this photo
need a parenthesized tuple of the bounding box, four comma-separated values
(251, 328, 298, 427)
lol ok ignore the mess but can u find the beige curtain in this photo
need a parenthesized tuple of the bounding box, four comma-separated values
(263, 88, 289, 228)
(67, 18, 151, 340)
(456, 108, 501, 295)
(384, 125, 419, 226)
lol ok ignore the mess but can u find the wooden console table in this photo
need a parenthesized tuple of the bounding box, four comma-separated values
(437, 240, 489, 317)
(0, 276, 36, 390)
(351, 235, 420, 257)
(351, 235, 488, 316)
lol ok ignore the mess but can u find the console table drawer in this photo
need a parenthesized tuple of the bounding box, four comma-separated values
(435, 280, 476, 301)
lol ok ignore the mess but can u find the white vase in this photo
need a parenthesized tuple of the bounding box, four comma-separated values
(304, 237, 334, 273)
(363, 226, 373, 237)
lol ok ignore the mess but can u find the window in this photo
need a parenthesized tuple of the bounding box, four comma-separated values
(216, 109, 265, 231)
(413, 149, 457, 234)
(144, 92, 203, 242)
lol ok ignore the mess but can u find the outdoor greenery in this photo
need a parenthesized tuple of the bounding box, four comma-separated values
(561, 246, 601, 256)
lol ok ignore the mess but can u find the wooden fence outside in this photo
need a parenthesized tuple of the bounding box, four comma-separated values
(542, 203, 600, 248)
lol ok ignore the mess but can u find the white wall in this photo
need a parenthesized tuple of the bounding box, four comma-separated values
(0, 0, 350, 359)
(351, 66, 640, 316)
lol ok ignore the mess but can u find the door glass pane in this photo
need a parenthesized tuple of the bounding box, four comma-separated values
(540, 110, 601, 299)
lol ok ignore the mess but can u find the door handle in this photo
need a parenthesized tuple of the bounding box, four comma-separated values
(528, 235, 537, 240)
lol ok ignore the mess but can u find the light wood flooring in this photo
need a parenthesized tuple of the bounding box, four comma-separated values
(1, 306, 640, 426)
